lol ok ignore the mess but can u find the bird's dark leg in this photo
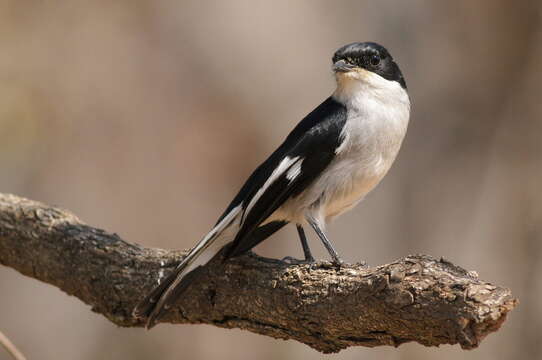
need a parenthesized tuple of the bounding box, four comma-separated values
(307, 217, 344, 265)
(297, 225, 315, 262)
(281, 225, 316, 264)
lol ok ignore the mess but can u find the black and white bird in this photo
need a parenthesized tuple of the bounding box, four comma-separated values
(134, 42, 410, 328)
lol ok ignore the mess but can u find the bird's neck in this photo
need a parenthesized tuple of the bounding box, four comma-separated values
(332, 74, 410, 112)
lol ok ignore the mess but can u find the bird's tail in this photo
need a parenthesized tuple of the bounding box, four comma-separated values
(133, 205, 242, 328)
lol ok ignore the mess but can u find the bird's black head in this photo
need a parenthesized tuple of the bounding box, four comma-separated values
(332, 42, 406, 89)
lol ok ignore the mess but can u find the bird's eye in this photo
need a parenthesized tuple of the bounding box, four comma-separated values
(370, 55, 381, 66)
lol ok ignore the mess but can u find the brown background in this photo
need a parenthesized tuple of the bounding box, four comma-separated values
(1, 1, 541, 359)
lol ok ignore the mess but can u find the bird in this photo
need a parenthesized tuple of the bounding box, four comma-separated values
(133, 41, 410, 328)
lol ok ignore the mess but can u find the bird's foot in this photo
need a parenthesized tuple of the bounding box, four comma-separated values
(331, 256, 344, 267)
(281, 256, 315, 265)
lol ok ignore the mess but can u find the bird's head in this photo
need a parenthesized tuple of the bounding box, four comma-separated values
(332, 42, 406, 90)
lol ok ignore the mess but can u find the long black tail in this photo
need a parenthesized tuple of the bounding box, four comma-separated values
(133, 213, 287, 328)
(133, 205, 243, 328)
(133, 262, 204, 328)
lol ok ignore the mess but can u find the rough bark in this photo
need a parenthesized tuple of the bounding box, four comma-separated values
(0, 193, 517, 353)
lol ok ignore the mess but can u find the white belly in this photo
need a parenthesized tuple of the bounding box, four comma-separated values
(302, 146, 394, 223)
(318, 157, 385, 220)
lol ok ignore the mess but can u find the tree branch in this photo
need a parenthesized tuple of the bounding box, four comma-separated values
(0, 193, 517, 353)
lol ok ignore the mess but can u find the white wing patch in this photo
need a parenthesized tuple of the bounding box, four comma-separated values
(286, 158, 304, 181)
(243, 156, 300, 220)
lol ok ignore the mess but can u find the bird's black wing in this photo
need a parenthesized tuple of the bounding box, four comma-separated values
(223, 97, 347, 258)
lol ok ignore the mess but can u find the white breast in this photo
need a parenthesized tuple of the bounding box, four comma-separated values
(275, 70, 410, 225)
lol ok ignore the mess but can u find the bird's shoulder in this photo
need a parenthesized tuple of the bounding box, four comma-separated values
(282, 96, 348, 150)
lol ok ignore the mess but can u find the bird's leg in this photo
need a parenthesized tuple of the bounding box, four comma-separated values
(297, 225, 315, 262)
(307, 217, 344, 266)
(281, 225, 316, 264)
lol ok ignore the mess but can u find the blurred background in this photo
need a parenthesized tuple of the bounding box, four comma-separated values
(1, 1, 541, 359)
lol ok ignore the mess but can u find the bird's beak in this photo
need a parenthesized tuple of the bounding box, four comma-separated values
(333, 59, 356, 73)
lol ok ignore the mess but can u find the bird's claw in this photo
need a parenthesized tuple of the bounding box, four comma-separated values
(331, 256, 344, 267)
